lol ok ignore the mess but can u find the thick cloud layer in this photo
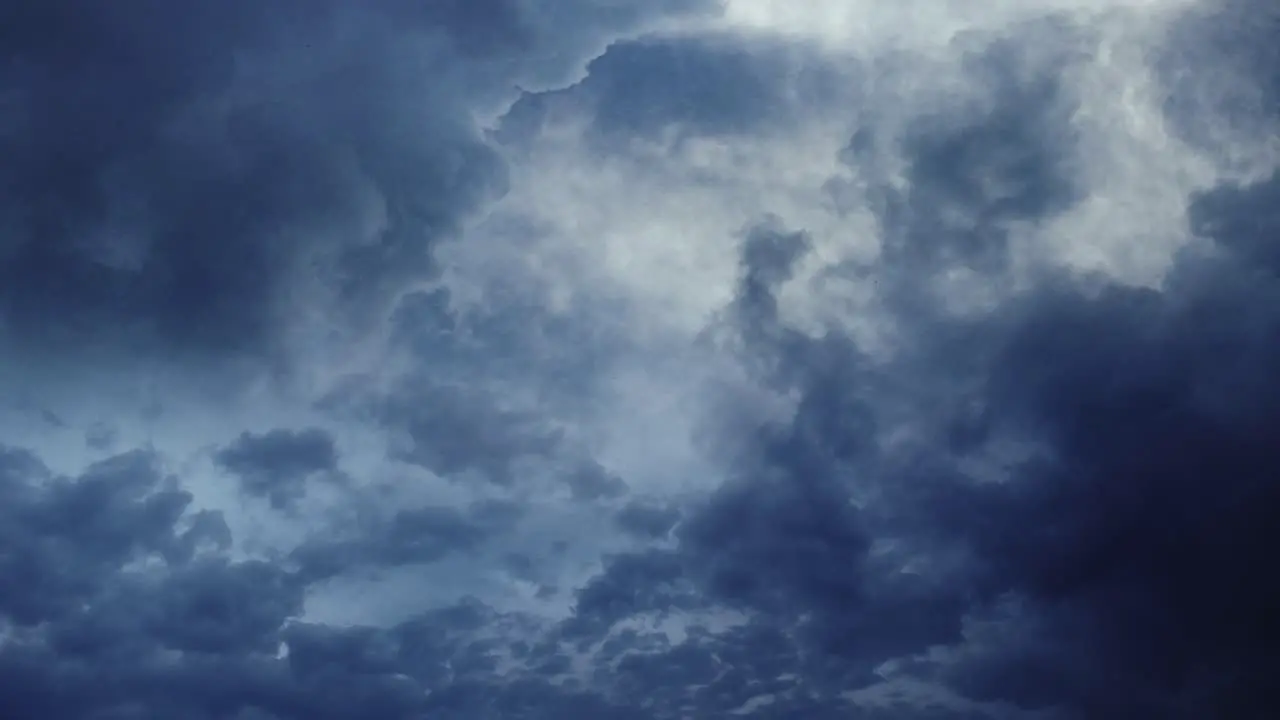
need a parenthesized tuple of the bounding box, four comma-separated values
(0, 0, 707, 366)
(2, 1, 1279, 719)
(1, 2, 480, 360)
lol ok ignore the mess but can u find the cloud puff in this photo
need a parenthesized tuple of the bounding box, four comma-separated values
(215, 428, 340, 508)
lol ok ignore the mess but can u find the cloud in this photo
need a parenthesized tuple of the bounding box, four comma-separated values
(498, 32, 839, 148)
(0, 449, 225, 625)
(614, 502, 682, 539)
(0, 0, 713, 373)
(379, 380, 563, 486)
(291, 500, 518, 583)
(3, 0, 1279, 718)
(0, 3, 472, 361)
(215, 428, 340, 508)
(463, 2, 1278, 713)
(910, 189, 1280, 716)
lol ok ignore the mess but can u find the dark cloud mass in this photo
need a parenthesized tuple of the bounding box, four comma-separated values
(695, 151, 1280, 719)
(614, 501, 681, 538)
(215, 428, 339, 508)
(290, 500, 515, 583)
(0, 1, 500, 360)
(0, 0, 707, 364)
(501, 34, 826, 143)
(3, 1, 1280, 719)
(931, 200, 1280, 718)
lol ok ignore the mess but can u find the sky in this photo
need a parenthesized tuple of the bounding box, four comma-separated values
(0, 0, 1277, 718)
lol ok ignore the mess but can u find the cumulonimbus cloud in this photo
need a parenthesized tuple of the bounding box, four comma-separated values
(1, 0, 1277, 718)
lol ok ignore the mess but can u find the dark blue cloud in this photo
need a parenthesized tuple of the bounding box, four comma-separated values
(561, 133, 1280, 714)
(2, 2, 1278, 718)
(385, 266, 634, 407)
(0, 438, 632, 719)
(564, 460, 630, 501)
(0, 449, 225, 626)
(913, 183, 1280, 717)
(0, 0, 713, 368)
(1189, 171, 1280, 272)
(704, 174, 1280, 716)
(291, 500, 520, 583)
(1158, 0, 1280, 158)
(333, 336, 628, 494)
(0, 0, 512, 362)
(378, 379, 563, 485)
(215, 428, 340, 509)
(583, 37, 797, 137)
(855, 32, 1083, 282)
(495, 33, 842, 149)
(566, 549, 693, 637)
(615, 501, 681, 539)
(0, 0, 725, 716)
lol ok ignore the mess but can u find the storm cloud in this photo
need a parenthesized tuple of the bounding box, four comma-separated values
(2, 0, 1279, 719)
(215, 428, 339, 508)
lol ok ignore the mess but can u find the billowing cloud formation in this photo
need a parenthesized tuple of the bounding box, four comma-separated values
(0, 0, 708, 367)
(1, 2, 481, 360)
(2, 0, 1279, 718)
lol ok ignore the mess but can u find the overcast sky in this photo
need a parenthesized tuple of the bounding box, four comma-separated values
(1, 1, 1278, 718)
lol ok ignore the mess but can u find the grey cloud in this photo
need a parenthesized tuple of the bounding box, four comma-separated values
(667, 343, 965, 673)
(0, 1, 508, 363)
(0, 439, 624, 720)
(376, 377, 562, 485)
(145, 560, 304, 656)
(47, 558, 302, 662)
(496, 33, 841, 148)
(679, 167, 1280, 718)
(615, 502, 681, 539)
(913, 230, 1280, 717)
(357, 367, 629, 498)
(3, 2, 1276, 719)
(0, 449, 212, 625)
(84, 422, 118, 451)
(0, 0, 713, 369)
(290, 500, 520, 583)
(387, 270, 632, 406)
(1189, 173, 1280, 273)
(566, 550, 695, 638)
(1158, 0, 1280, 159)
(555, 138, 1280, 714)
(678, 462, 869, 618)
(420, 680, 657, 720)
(565, 459, 629, 501)
(585, 617, 961, 719)
(846, 30, 1083, 285)
(584, 37, 796, 136)
(734, 219, 813, 346)
(0, 442, 306, 719)
(215, 428, 339, 508)
(276, 599, 670, 720)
